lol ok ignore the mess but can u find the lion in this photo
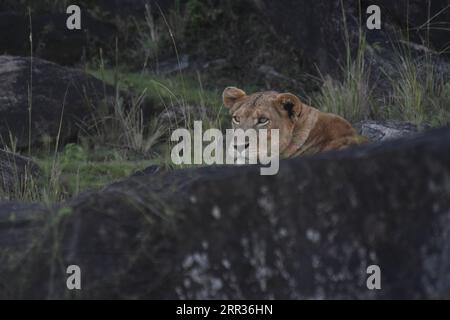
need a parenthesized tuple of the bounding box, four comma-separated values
(223, 87, 366, 159)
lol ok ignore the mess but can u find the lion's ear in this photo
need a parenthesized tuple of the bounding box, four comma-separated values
(223, 87, 246, 109)
(275, 93, 303, 119)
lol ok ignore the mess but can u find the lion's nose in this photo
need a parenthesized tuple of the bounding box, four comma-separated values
(234, 143, 250, 152)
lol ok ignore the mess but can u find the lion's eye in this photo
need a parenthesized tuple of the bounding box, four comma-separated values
(232, 116, 240, 124)
(258, 117, 269, 125)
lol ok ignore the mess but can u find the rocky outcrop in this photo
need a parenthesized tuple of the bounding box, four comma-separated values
(355, 120, 422, 142)
(0, 11, 117, 66)
(1, 126, 450, 299)
(255, 0, 450, 76)
(2, 1, 448, 93)
(0, 56, 115, 149)
(0, 1, 179, 66)
(370, 0, 450, 55)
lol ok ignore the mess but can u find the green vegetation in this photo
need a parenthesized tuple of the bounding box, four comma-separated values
(385, 53, 450, 126)
(37, 144, 151, 199)
(88, 68, 220, 114)
(314, 37, 374, 123)
(314, 42, 450, 126)
(0, 65, 225, 203)
(312, 2, 450, 126)
(0, 144, 152, 203)
(1, 0, 449, 204)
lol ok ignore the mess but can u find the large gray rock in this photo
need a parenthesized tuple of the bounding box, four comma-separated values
(0, 56, 115, 149)
(355, 120, 422, 142)
(1, 125, 450, 299)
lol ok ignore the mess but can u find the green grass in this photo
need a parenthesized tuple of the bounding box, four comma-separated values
(311, 1, 450, 127)
(38, 157, 150, 197)
(383, 53, 450, 127)
(0, 143, 159, 203)
(313, 48, 450, 127)
(4, 53, 449, 204)
(0, 66, 229, 203)
(4, 0, 449, 204)
(89, 68, 220, 111)
(89, 67, 230, 135)
(313, 3, 374, 123)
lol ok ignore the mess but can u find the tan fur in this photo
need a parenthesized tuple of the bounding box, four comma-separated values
(223, 87, 366, 158)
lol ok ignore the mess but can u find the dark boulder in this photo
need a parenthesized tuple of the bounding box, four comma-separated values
(0, 1, 182, 66)
(255, 0, 450, 77)
(0, 11, 117, 66)
(0, 55, 115, 149)
(1, 125, 450, 299)
(368, 0, 450, 54)
(254, 0, 349, 77)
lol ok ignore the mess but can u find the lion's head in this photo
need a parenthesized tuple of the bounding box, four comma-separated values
(222, 87, 304, 160)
